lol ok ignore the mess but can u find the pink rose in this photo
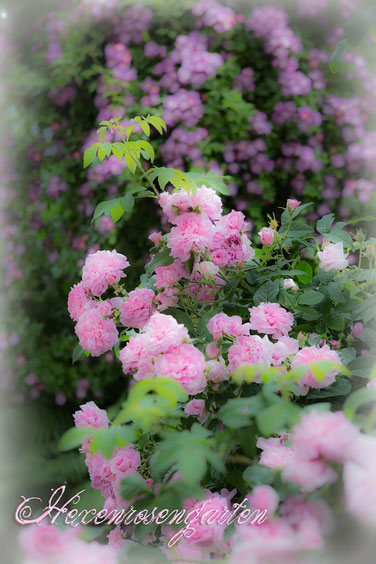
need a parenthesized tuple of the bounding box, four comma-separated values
(249, 302, 294, 339)
(286, 199, 301, 210)
(82, 249, 130, 296)
(317, 242, 348, 271)
(258, 227, 275, 246)
(74, 401, 108, 428)
(119, 288, 156, 329)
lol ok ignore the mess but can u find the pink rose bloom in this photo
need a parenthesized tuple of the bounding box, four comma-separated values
(283, 278, 298, 290)
(196, 260, 220, 277)
(185, 399, 208, 422)
(119, 334, 146, 375)
(247, 485, 279, 516)
(257, 436, 294, 469)
(186, 492, 230, 550)
(18, 526, 76, 561)
(291, 344, 342, 392)
(206, 343, 219, 358)
(167, 213, 213, 261)
(157, 287, 179, 311)
(119, 288, 156, 329)
(148, 230, 163, 246)
(155, 343, 206, 395)
(281, 497, 334, 551)
(159, 190, 194, 222)
(282, 453, 337, 492)
(193, 185, 223, 220)
(110, 446, 141, 475)
(258, 227, 275, 246)
(67, 282, 96, 321)
(74, 401, 108, 429)
(75, 307, 118, 357)
(216, 209, 247, 232)
(367, 379, 376, 389)
(228, 335, 273, 374)
(154, 260, 186, 288)
(107, 526, 126, 550)
(272, 336, 299, 366)
(291, 410, 359, 463)
(82, 249, 130, 296)
(286, 198, 301, 210)
(207, 313, 250, 342)
(144, 313, 189, 355)
(207, 357, 230, 383)
(230, 518, 298, 564)
(350, 322, 363, 338)
(317, 241, 348, 271)
(249, 302, 294, 339)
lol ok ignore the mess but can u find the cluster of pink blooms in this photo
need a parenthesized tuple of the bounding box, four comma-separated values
(193, 0, 237, 33)
(47, 175, 68, 198)
(163, 89, 204, 128)
(113, 2, 153, 45)
(104, 43, 137, 83)
(160, 128, 208, 169)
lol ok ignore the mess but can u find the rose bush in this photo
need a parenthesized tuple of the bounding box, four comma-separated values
(47, 114, 376, 562)
(2, 0, 376, 412)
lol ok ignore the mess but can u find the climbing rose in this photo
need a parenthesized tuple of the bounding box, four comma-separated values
(75, 307, 118, 357)
(67, 282, 96, 321)
(119, 288, 156, 329)
(291, 344, 341, 392)
(249, 302, 294, 338)
(258, 227, 275, 246)
(74, 401, 108, 428)
(155, 343, 206, 394)
(82, 249, 130, 296)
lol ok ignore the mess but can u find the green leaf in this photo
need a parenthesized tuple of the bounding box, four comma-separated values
(148, 248, 174, 271)
(218, 396, 264, 428)
(139, 121, 150, 137)
(120, 473, 150, 500)
(120, 193, 135, 216)
(326, 314, 345, 331)
(253, 280, 280, 305)
(72, 344, 85, 364)
(307, 377, 352, 399)
(298, 290, 325, 305)
(316, 214, 335, 235)
(325, 228, 353, 249)
(110, 202, 124, 223)
(137, 140, 155, 162)
(296, 261, 313, 285)
(156, 168, 175, 190)
(148, 116, 167, 133)
(92, 198, 120, 222)
(344, 388, 376, 420)
(58, 427, 94, 451)
(243, 464, 274, 486)
(329, 39, 349, 74)
(256, 402, 300, 436)
(83, 145, 97, 168)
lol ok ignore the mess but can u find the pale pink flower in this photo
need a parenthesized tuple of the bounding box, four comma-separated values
(317, 241, 349, 271)
(167, 213, 213, 261)
(286, 198, 301, 210)
(155, 343, 206, 395)
(283, 278, 298, 290)
(228, 335, 274, 375)
(74, 400, 108, 428)
(148, 231, 163, 246)
(207, 357, 230, 383)
(144, 313, 189, 355)
(75, 308, 118, 357)
(258, 227, 275, 246)
(272, 336, 299, 366)
(282, 453, 337, 492)
(247, 485, 279, 516)
(216, 209, 247, 232)
(281, 497, 334, 551)
(193, 185, 223, 220)
(154, 260, 186, 288)
(110, 446, 141, 475)
(159, 190, 194, 222)
(257, 436, 294, 469)
(67, 282, 96, 321)
(196, 260, 220, 277)
(18, 526, 78, 561)
(367, 379, 376, 389)
(157, 287, 179, 310)
(119, 288, 156, 329)
(249, 302, 294, 338)
(350, 322, 363, 338)
(82, 249, 130, 296)
(119, 334, 146, 375)
(185, 399, 208, 422)
(185, 492, 230, 550)
(107, 526, 126, 550)
(291, 344, 342, 392)
(290, 410, 359, 463)
(207, 313, 250, 342)
(206, 343, 219, 358)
